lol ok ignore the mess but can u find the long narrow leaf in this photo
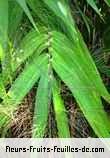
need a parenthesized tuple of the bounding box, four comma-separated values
(8, 1, 23, 40)
(15, 0, 38, 31)
(0, 75, 6, 99)
(0, 0, 8, 47)
(104, 0, 110, 6)
(52, 78, 70, 138)
(86, 0, 102, 18)
(52, 31, 110, 102)
(51, 31, 110, 137)
(33, 63, 51, 137)
(52, 50, 110, 137)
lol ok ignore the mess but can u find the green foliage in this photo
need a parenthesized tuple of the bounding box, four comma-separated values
(86, 0, 102, 18)
(105, 0, 110, 7)
(0, 0, 8, 47)
(12, 30, 48, 71)
(0, 0, 110, 138)
(15, 0, 38, 31)
(33, 62, 51, 137)
(52, 79, 70, 137)
(8, 1, 23, 40)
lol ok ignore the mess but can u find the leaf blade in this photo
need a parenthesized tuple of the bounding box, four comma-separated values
(32, 62, 52, 138)
(52, 78, 70, 138)
(6, 54, 48, 106)
(15, 0, 38, 31)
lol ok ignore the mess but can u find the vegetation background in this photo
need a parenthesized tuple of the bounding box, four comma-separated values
(0, 0, 110, 138)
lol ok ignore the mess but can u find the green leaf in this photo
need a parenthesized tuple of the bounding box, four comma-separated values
(12, 30, 48, 71)
(44, 0, 73, 27)
(8, 0, 23, 40)
(52, 31, 110, 102)
(77, 7, 90, 35)
(15, 0, 38, 31)
(0, 54, 48, 131)
(51, 31, 110, 137)
(44, 0, 70, 18)
(53, 50, 110, 137)
(0, 75, 6, 99)
(86, 0, 102, 18)
(5, 54, 48, 106)
(0, 111, 10, 130)
(0, 43, 4, 60)
(0, 1, 12, 84)
(32, 62, 51, 138)
(0, 0, 8, 48)
(104, 0, 110, 7)
(52, 78, 70, 138)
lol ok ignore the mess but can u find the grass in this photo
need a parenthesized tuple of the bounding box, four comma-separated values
(0, 0, 110, 138)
